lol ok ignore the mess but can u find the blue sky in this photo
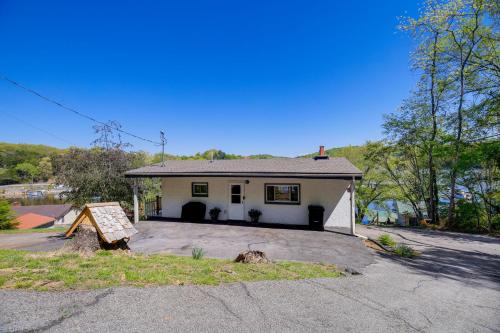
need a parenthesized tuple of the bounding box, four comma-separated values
(0, 1, 419, 157)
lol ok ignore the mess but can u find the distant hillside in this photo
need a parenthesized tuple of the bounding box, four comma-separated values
(150, 149, 280, 163)
(0, 142, 64, 166)
(301, 145, 366, 167)
(0, 143, 282, 184)
(0, 142, 66, 185)
(0, 141, 366, 185)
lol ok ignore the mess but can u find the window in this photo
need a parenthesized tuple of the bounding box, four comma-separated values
(231, 184, 242, 204)
(265, 184, 300, 204)
(192, 182, 208, 197)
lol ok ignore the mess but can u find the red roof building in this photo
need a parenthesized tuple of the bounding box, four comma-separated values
(15, 213, 55, 229)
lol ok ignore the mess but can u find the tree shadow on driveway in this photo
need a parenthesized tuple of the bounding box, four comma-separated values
(379, 247, 500, 289)
(371, 226, 500, 246)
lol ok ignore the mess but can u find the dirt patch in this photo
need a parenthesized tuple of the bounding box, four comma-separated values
(31, 280, 65, 290)
(363, 239, 388, 252)
(0, 267, 20, 275)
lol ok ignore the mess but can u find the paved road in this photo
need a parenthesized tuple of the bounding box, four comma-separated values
(1, 224, 499, 332)
(1, 255, 499, 333)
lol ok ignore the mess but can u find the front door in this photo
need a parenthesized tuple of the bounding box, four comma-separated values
(228, 183, 244, 220)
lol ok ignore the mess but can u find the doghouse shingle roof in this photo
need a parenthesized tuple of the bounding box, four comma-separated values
(88, 203, 137, 242)
(66, 202, 137, 243)
(125, 157, 362, 179)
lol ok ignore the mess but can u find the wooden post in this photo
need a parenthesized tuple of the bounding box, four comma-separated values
(133, 180, 139, 224)
(156, 195, 161, 216)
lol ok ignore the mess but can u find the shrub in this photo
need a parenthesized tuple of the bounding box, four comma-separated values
(209, 207, 221, 221)
(248, 209, 262, 223)
(192, 247, 204, 260)
(0, 200, 18, 230)
(377, 234, 396, 247)
(394, 244, 415, 258)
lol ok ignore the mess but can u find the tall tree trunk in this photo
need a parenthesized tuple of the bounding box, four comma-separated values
(448, 66, 465, 227)
(447, 5, 480, 228)
(428, 33, 440, 224)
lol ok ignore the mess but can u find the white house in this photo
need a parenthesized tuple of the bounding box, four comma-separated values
(11, 204, 80, 227)
(125, 147, 362, 234)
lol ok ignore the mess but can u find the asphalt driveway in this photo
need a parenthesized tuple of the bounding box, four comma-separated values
(357, 225, 500, 288)
(130, 221, 374, 270)
(0, 232, 66, 251)
(0, 221, 374, 270)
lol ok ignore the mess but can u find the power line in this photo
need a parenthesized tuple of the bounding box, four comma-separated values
(1, 75, 161, 145)
(467, 133, 500, 142)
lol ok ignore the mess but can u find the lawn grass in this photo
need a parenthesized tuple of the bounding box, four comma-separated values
(0, 249, 341, 291)
(0, 227, 68, 234)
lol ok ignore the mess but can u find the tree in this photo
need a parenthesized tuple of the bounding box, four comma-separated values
(0, 200, 18, 230)
(38, 157, 53, 181)
(52, 147, 145, 206)
(459, 140, 500, 232)
(442, 0, 492, 225)
(52, 121, 147, 206)
(14, 162, 39, 183)
(352, 142, 391, 223)
(384, 0, 499, 230)
(399, 0, 452, 223)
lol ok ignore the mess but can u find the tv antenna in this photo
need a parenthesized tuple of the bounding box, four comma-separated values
(160, 131, 166, 166)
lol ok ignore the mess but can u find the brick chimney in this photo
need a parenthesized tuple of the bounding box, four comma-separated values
(314, 145, 329, 160)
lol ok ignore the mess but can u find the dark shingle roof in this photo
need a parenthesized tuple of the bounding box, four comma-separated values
(12, 204, 73, 219)
(125, 158, 362, 179)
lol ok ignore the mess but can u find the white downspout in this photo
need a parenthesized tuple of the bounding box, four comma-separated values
(350, 176, 355, 235)
(133, 180, 139, 224)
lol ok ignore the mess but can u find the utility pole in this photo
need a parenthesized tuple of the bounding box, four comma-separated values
(160, 131, 166, 166)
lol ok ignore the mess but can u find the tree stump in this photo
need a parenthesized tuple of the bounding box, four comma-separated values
(234, 250, 270, 264)
(63, 224, 100, 253)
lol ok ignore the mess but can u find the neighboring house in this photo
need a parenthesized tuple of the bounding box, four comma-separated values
(362, 200, 427, 226)
(14, 212, 56, 229)
(125, 147, 362, 234)
(362, 209, 398, 225)
(12, 204, 80, 229)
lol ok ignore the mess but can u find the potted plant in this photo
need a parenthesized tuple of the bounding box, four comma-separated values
(209, 207, 221, 222)
(248, 209, 262, 223)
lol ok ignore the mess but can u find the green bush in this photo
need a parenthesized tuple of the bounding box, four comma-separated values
(0, 200, 17, 230)
(192, 247, 205, 260)
(377, 234, 396, 247)
(394, 244, 415, 258)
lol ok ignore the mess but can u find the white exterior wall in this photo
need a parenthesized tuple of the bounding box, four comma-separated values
(161, 177, 352, 229)
(53, 208, 80, 226)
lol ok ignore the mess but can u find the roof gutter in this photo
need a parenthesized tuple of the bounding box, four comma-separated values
(124, 172, 362, 180)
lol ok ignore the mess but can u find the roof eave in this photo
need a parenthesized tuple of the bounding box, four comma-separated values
(124, 172, 362, 180)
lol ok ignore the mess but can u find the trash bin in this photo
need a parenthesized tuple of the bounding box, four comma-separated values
(308, 205, 325, 231)
(181, 202, 206, 222)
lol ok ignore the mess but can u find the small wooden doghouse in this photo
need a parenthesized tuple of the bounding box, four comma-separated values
(66, 202, 138, 243)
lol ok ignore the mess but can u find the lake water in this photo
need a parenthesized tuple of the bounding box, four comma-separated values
(6, 194, 68, 206)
